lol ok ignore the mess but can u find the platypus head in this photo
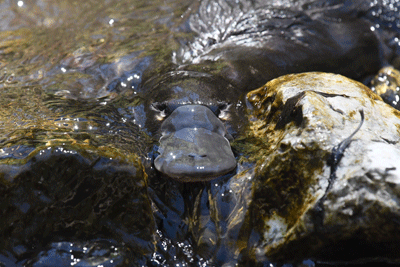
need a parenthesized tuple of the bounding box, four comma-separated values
(154, 104, 236, 182)
(142, 70, 243, 181)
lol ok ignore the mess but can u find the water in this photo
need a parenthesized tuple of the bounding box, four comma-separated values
(0, 1, 192, 266)
(1, 0, 400, 266)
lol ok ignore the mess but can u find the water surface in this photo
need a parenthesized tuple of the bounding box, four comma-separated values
(1, 0, 400, 266)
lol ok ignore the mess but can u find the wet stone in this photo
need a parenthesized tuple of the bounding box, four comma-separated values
(0, 143, 154, 265)
(243, 72, 400, 264)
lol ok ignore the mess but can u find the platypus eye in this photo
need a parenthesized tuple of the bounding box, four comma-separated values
(217, 102, 229, 111)
(151, 102, 169, 121)
(217, 102, 231, 120)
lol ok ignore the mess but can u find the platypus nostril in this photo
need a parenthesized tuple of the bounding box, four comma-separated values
(188, 154, 207, 158)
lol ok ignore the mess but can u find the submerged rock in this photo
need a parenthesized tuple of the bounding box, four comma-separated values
(241, 72, 400, 264)
(0, 142, 154, 265)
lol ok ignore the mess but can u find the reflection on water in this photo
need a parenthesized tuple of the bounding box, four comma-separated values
(1, 0, 400, 266)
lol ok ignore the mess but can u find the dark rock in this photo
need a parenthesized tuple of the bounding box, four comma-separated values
(0, 143, 154, 264)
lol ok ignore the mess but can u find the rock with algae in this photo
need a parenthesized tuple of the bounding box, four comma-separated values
(242, 72, 400, 263)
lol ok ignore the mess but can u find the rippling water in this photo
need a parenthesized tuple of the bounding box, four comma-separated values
(0, 1, 193, 266)
(0, 0, 191, 160)
(1, 0, 400, 266)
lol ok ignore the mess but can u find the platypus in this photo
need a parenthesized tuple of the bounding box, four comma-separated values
(138, 0, 400, 182)
(142, 71, 244, 181)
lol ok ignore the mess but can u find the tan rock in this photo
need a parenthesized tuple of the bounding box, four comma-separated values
(240, 72, 400, 263)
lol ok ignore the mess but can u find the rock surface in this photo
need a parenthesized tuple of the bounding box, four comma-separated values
(240, 72, 400, 263)
(0, 142, 154, 265)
